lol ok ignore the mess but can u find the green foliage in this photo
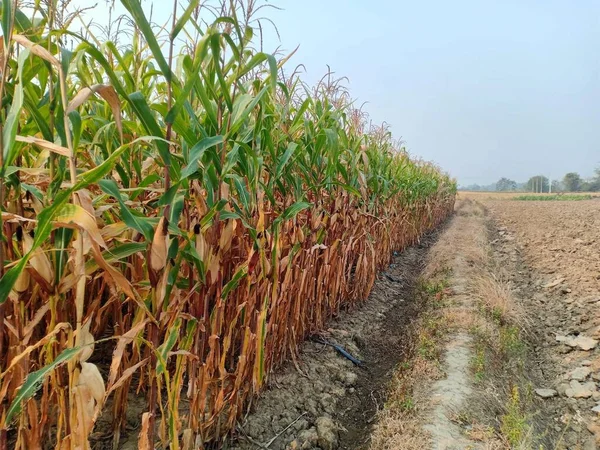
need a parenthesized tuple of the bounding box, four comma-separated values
(496, 177, 517, 192)
(514, 194, 592, 201)
(526, 175, 549, 193)
(501, 386, 530, 447)
(562, 172, 582, 192)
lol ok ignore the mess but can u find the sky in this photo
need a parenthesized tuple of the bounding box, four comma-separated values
(69, 0, 600, 186)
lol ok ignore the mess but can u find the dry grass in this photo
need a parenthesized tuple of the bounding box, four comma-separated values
(472, 273, 527, 328)
(370, 198, 538, 450)
(423, 200, 488, 279)
(369, 355, 442, 450)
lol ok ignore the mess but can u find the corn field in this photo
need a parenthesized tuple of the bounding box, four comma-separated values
(0, 0, 456, 448)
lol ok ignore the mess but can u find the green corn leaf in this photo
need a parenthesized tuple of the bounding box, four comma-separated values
(165, 32, 212, 125)
(275, 142, 297, 178)
(0, 1, 32, 33)
(199, 199, 227, 231)
(180, 135, 224, 180)
(156, 318, 181, 376)
(6, 346, 80, 424)
(281, 201, 311, 221)
(99, 179, 155, 240)
(121, 0, 174, 83)
(2, 49, 29, 168)
(209, 33, 233, 111)
(128, 92, 173, 176)
(105, 41, 136, 91)
(170, 0, 200, 41)
(221, 263, 248, 300)
(1, 0, 12, 41)
(228, 85, 269, 136)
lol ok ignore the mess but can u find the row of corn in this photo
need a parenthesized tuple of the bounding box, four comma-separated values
(0, 0, 456, 448)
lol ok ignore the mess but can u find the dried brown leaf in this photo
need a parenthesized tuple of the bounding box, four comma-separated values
(15, 135, 70, 157)
(12, 34, 60, 67)
(107, 319, 149, 388)
(138, 412, 152, 450)
(67, 84, 123, 140)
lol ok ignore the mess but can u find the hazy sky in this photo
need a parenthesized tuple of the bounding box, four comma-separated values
(71, 0, 600, 185)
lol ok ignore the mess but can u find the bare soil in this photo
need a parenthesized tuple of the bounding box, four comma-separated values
(481, 198, 600, 448)
(482, 199, 600, 300)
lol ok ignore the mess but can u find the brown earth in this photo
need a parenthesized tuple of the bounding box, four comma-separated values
(480, 198, 600, 448)
(481, 198, 600, 300)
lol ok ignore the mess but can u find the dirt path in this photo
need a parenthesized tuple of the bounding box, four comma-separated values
(230, 198, 600, 450)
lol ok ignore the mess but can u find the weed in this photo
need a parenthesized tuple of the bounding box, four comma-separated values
(499, 326, 525, 358)
(422, 279, 449, 296)
(500, 386, 529, 447)
(491, 306, 504, 325)
(418, 334, 439, 360)
(472, 346, 486, 382)
(400, 396, 416, 412)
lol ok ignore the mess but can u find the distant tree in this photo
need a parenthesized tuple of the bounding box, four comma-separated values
(580, 168, 600, 192)
(526, 175, 549, 193)
(516, 182, 528, 191)
(551, 180, 563, 193)
(461, 183, 497, 191)
(562, 172, 582, 192)
(591, 168, 600, 191)
(496, 178, 517, 191)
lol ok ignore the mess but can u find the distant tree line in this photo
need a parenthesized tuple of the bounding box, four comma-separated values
(459, 168, 600, 193)
(560, 169, 600, 192)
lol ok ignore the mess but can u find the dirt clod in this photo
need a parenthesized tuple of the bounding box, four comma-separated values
(566, 380, 597, 399)
(315, 417, 339, 450)
(535, 388, 558, 398)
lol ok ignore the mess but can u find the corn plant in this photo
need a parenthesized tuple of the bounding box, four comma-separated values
(0, 0, 456, 448)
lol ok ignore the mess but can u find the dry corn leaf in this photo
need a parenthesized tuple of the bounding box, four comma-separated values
(0, 36, 4, 69)
(1, 323, 70, 377)
(90, 243, 137, 300)
(23, 232, 54, 284)
(100, 221, 128, 239)
(219, 219, 236, 253)
(15, 135, 70, 157)
(77, 362, 106, 406)
(1, 212, 37, 224)
(12, 34, 60, 67)
(72, 384, 94, 449)
(107, 319, 149, 387)
(103, 358, 148, 400)
(76, 320, 95, 362)
(14, 267, 30, 293)
(22, 302, 51, 345)
(67, 84, 123, 141)
(182, 429, 194, 450)
(207, 250, 221, 284)
(54, 203, 107, 249)
(195, 228, 208, 261)
(138, 412, 152, 450)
